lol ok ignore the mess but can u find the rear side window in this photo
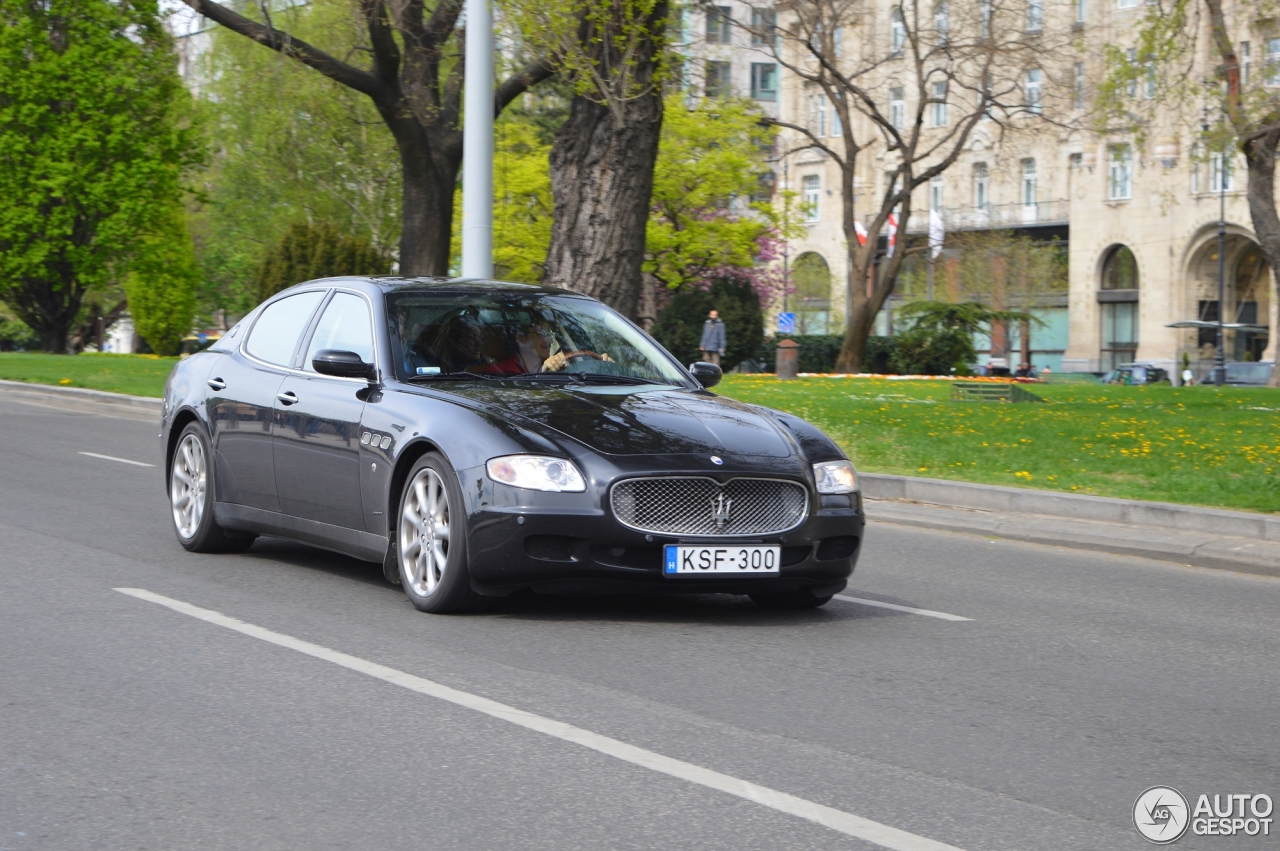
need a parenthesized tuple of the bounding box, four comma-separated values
(304, 292, 375, 371)
(244, 291, 326, 367)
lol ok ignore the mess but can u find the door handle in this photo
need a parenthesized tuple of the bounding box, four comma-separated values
(276, 391, 299, 406)
(207, 378, 226, 391)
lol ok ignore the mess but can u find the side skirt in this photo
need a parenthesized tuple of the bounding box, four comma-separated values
(215, 502, 389, 564)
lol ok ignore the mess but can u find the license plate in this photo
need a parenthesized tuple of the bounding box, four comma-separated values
(663, 545, 780, 576)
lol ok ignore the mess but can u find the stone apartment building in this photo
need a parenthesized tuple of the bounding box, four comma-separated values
(703, 0, 1277, 376)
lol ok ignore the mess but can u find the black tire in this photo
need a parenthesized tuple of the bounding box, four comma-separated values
(169, 422, 257, 554)
(748, 589, 835, 610)
(396, 452, 483, 614)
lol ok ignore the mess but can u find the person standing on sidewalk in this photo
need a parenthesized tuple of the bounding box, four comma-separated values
(699, 310, 726, 366)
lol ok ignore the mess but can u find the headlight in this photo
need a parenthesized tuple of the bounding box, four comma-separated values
(813, 460, 858, 494)
(486, 455, 586, 492)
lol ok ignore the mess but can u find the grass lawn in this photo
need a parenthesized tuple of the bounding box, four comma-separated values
(0, 352, 176, 397)
(2, 354, 1276, 513)
(717, 375, 1280, 515)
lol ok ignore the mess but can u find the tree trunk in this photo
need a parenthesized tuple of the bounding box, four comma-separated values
(541, 1, 666, 318)
(1242, 130, 1280, 387)
(395, 137, 459, 277)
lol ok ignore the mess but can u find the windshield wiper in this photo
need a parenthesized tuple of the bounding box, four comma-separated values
(565, 373, 675, 386)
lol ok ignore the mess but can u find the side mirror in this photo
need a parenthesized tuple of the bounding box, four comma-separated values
(313, 349, 376, 381)
(688, 361, 723, 389)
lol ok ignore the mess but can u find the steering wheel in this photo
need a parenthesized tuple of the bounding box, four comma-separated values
(562, 351, 603, 363)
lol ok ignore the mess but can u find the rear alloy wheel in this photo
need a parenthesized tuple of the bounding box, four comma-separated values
(397, 453, 482, 613)
(169, 423, 255, 553)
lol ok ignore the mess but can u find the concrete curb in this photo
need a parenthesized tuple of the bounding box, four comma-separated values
(0, 379, 161, 422)
(860, 472, 1280, 542)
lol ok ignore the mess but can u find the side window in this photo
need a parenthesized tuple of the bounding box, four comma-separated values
(304, 292, 375, 370)
(244, 291, 326, 367)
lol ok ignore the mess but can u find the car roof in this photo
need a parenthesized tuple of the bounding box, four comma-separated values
(288, 276, 588, 299)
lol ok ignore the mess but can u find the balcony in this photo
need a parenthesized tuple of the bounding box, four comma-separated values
(904, 199, 1070, 233)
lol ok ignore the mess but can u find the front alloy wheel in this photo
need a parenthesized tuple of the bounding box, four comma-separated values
(399, 467, 451, 597)
(396, 453, 482, 613)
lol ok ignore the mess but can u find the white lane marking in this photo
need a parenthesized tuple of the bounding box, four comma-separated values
(79, 451, 155, 468)
(116, 587, 964, 851)
(834, 595, 972, 622)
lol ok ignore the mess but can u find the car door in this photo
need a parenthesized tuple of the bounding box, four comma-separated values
(272, 290, 375, 529)
(207, 290, 327, 512)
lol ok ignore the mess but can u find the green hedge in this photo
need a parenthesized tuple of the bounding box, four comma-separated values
(751, 335, 898, 373)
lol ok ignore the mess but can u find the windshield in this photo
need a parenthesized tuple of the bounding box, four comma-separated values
(386, 291, 690, 386)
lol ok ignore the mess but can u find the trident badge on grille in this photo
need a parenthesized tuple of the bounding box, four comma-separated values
(710, 492, 733, 529)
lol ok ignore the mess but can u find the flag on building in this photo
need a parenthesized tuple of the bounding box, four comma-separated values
(928, 208, 945, 259)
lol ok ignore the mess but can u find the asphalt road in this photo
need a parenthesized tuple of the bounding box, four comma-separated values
(1, 398, 1277, 851)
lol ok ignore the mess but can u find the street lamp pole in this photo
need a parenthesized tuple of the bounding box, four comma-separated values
(461, 0, 494, 279)
(1214, 150, 1227, 386)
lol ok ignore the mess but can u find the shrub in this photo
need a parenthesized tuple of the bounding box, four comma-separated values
(889, 326, 974, 375)
(650, 277, 764, 369)
(255, 221, 389, 304)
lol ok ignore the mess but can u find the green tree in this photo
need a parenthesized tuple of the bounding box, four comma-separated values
(255, 222, 390, 302)
(0, 0, 200, 352)
(646, 96, 778, 291)
(182, 0, 552, 278)
(650, 277, 764, 370)
(890, 300, 1041, 375)
(194, 0, 403, 317)
(123, 209, 200, 356)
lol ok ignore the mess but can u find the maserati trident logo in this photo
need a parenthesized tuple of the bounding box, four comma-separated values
(710, 492, 733, 529)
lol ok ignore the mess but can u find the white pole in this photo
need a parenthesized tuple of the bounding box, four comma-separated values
(461, 0, 494, 278)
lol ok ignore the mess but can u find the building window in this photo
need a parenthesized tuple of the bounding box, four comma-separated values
(1241, 41, 1251, 85)
(829, 95, 842, 136)
(1026, 69, 1043, 114)
(706, 6, 731, 44)
(1126, 48, 1137, 97)
(1027, 0, 1043, 32)
(751, 63, 777, 101)
(705, 61, 731, 99)
(1109, 145, 1132, 199)
(802, 175, 821, 222)
(890, 87, 905, 129)
(1075, 0, 1086, 23)
(1101, 302, 1139, 370)
(1102, 244, 1139, 289)
(1118, 0, 1138, 8)
(935, 1, 949, 43)
(1267, 38, 1280, 85)
(1021, 158, 1037, 206)
(974, 163, 989, 210)
(1210, 151, 1233, 192)
(890, 8, 905, 54)
(1073, 62, 1085, 109)
(834, 26, 844, 58)
(930, 175, 944, 211)
(932, 81, 948, 126)
(1143, 56, 1156, 99)
(750, 10, 776, 46)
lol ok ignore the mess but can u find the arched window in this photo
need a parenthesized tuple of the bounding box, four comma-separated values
(890, 8, 905, 54)
(792, 253, 833, 334)
(1100, 246, 1139, 370)
(934, 1, 949, 43)
(1101, 244, 1138, 289)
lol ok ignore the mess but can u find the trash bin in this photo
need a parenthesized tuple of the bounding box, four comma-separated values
(776, 338, 800, 380)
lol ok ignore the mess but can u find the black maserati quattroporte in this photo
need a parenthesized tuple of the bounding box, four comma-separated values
(161, 278, 864, 612)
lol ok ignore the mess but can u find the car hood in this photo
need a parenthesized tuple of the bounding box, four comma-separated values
(433, 384, 796, 458)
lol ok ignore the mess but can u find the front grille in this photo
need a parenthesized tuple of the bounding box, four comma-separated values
(610, 477, 808, 537)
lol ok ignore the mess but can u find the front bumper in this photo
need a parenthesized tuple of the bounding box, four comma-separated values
(463, 486, 864, 596)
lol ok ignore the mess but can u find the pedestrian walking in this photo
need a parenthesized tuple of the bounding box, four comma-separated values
(700, 310, 726, 366)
